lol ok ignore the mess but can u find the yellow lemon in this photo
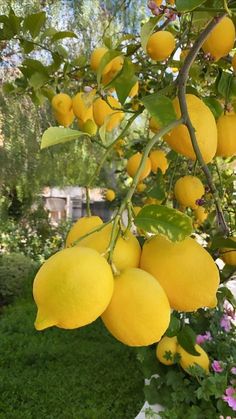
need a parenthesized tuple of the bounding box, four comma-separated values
(72, 91, 95, 122)
(149, 117, 161, 134)
(129, 81, 139, 98)
(146, 31, 176, 61)
(202, 17, 235, 61)
(153, 0, 162, 5)
(216, 113, 236, 157)
(140, 235, 220, 312)
(136, 182, 147, 193)
(105, 189, 116, 201)
(220, 237, 236, 266)
(194, 206, 208, 225)
(180, 48, 190, 62)
(77, 224, 141, 271)
(65, 216, 103, 247)
(143, 197, 162, 205)
(93, 96, 124, 131)
(90, 47, 112, 74)
(126, 152, 151, 181)
(174, 175, 205, 209)
(156, 336, 178, 365)
(101, 268, 171, 346)
(51, 93, 72, 114)
(54, 109, 75, 127)
(166, 94, 217, 163)
(102, 56, 124, 85)
(33, 247, 114, 330)
(178, 344, 209, 374)
(149, 149, 168, 174)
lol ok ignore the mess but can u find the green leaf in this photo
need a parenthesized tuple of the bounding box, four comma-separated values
(203, 97, 223, 119)
(176, 0, 207, 12)
(23, 12, 46, 38)
(177, 326, 199, 356)
(147, 169, 166, 201)
(134, 205, 193, 242)
(29, 72, 49, 89)
(8, 8, 21, 35)
(140, 17, 159, 52)
(141, 94, 177, 127)
(20, 39, 35, 53)
(55, 44, 68, 58)
(97, 50, 122, 85)
(165, 315, 181, 338)
(2, 82, 15, 95)
(51, 30, 78, 42)
(210, 236, 236, 250)
(41, 127, 89, 149)
(22, 59, 48, 76)
(111, 58, 137, 104)
(216, 71, 233, 98)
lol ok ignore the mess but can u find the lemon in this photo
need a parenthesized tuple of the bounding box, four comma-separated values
(136, 182, 147, 193)
(202, 17, 235, 61)
(140, 235, 220, 312)
(143, 197, 162, 205)
(178, 344, 209, 374)
(101, 268, 171, 346)
(105, 189, 116, 201)
(149, 117, 160, 133)
(129, 81, 139, 98)
(156, 336, 178, 365)
(77, 224, 141, 271)
(72, 91, 94, 122)
(180, 48, 190, 62)
(102, 56, 124, 85)
(51, 93, 72, 114)
(146, 31, 175, 61)
(78, 118, 97, 135)
(90, 47, 111, 74)
(220, 237, 236, 266)
(149, 149, 168, 174)
(153, 0, 162, 5)
(133, 206, 142, 216)
(216, 113, 236, 157)
(54, 110, 75, 127)
(194, 206, 208, 225)
(33, 247, 114, 330)
(126, 152, 151, 181)
(65, 216, 103, 247)
(174, 175, 205, 209)
(93, 96, 124, 131)
(166, 94, 217, 163)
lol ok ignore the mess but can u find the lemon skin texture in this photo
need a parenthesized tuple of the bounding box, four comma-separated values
(156, 336, 178, 365)
(202, 17, 235, 61)
(194, 206, 208, 225)
(65, 216, 103, 247)
(105, 189, 116, 201)
(33, 247, 114, 331)
(178, 344, 209, 374)
(140, 235, 220, 312)
(216, 113, 236, 157)
(166, 94, 217, 163)
(93, 96, 124, 131)
(126, 152, 151, 182)
(146, 31, 175, 61)
(220, 237, 236, 266)
(102, 268, 171, 346)
(149, 149, 168, 174)
(72, 92, 94, 122)
(174, 175, 205, 209)
(51, 93, 72, 114)
(90, 47, 112, 74)
(54, 110, 75, 127)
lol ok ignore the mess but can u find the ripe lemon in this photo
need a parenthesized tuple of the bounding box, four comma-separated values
(216, 113, 236, 157)
(126, 152, 151, 181)
(174, 175, 205, 209)
(102, 56, 124, 85)
(194, 206, 208, 225)
(51, 93, 72, 114)
(33, 247, 114, 330)
(178, 344, 209, 374)
(149, 117, 160, 133)
(153, 0, 162, 5)
(54, 110, 75, 127)
(156, 336, 178, 365)
(72, 91, 94, 122)
(136, 182, 147, 193)
(140, 235, 220, 312)
(149, 149, 168, 174)
(220, 237, 236, 266)
(90, 47, 111, 74)
(105, 189, 116, 201)
(143, 197, 162, 205)
(93, 96, 124, 131)
(101, 268, 171, 346)
(146, 31, 175, 61)
(202, 17, 235, 61)
(166, 94, 217, 163)
(65, 216, 103, 247)
(129, 81, 139, 98)
(77, 224, 141, 271)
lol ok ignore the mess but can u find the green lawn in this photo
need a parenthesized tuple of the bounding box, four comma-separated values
(0, 299, 144, 419)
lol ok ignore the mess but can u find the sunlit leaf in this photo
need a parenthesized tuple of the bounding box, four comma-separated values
(52, 31, 77, 42)
(142, 94, 177, 127)
(23, 12, 46, 38)
(176, 0, 207, 12)
(140, 17, 159, 52)
(41, 127, 89, 149)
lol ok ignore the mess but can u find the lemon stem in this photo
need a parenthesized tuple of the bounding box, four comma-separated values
(85, 186, 91, 217)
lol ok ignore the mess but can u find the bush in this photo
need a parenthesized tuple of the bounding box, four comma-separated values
(0, 253, 38, 305)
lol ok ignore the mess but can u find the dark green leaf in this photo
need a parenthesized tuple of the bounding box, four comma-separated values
(2, 82, 15, 95)
(144, 379, 160, 405)
(112, 58, 137, 104)
(177, 326, 199, 356)
(216, 71, 233, 99)
(97, 50, 122, 85)
(165, 316, 181, 338)
(41, 27, 57, 39)
(210, 236, 236, 250)
(22, 59, 49, 76)
(52, 30, 77, 42)
(29, 72, 49, 89)
(41, 87, 56, 100)
(41, 127, 89, 149)
(20, 39, 35, 53)
(147, 169, 166, 201)
(134, 205, 193, 242)
(142, 94, 177, 127)
(8, 8, 21, 35)
(176, 0, 207, 12)
(140, 16, 159, 51)
(23, 12, 46, 38)
(203, 97, 223, 119)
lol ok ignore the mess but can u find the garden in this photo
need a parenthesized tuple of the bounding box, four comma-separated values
(0, 0, 236, 418)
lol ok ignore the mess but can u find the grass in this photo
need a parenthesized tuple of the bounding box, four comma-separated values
(0, 299, 144, 419)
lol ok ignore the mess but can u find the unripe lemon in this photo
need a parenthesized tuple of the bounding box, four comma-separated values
(140, 235, 220, 312)
(202, 17, 235, 61)
(149, 149, 168, 174)
(136, 182, 146, 193)
(232, 54, 236, 72)
(220, 237, 236, 266)
(33, 247, 114, 330)
(146, 31, 175, 61)
(166, 95, 217, 163)
(194, 206, 208, 225)
(51, 93, 72, 114)
(90, 47, 112, 74)
(54, 109, 75, 127)
(65, 216, 103, 247)
(93, 96, 124, 131)
(174, 175, 205, 209)
(129, 81, 139, 98)
(102, 268, 171, 346)
(126, 152, 151, 181)
(177, 344, 209, 374)
(216, 113, 236, 157)
(77, 224, 141, 271)
(156, 336, 178, 365)
(105, 189, 116, 201)
(72, 91, 94, 122)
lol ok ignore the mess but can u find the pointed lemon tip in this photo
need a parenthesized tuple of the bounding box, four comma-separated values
(34, 310, 56, 331)
(208, 296, 218, 309)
